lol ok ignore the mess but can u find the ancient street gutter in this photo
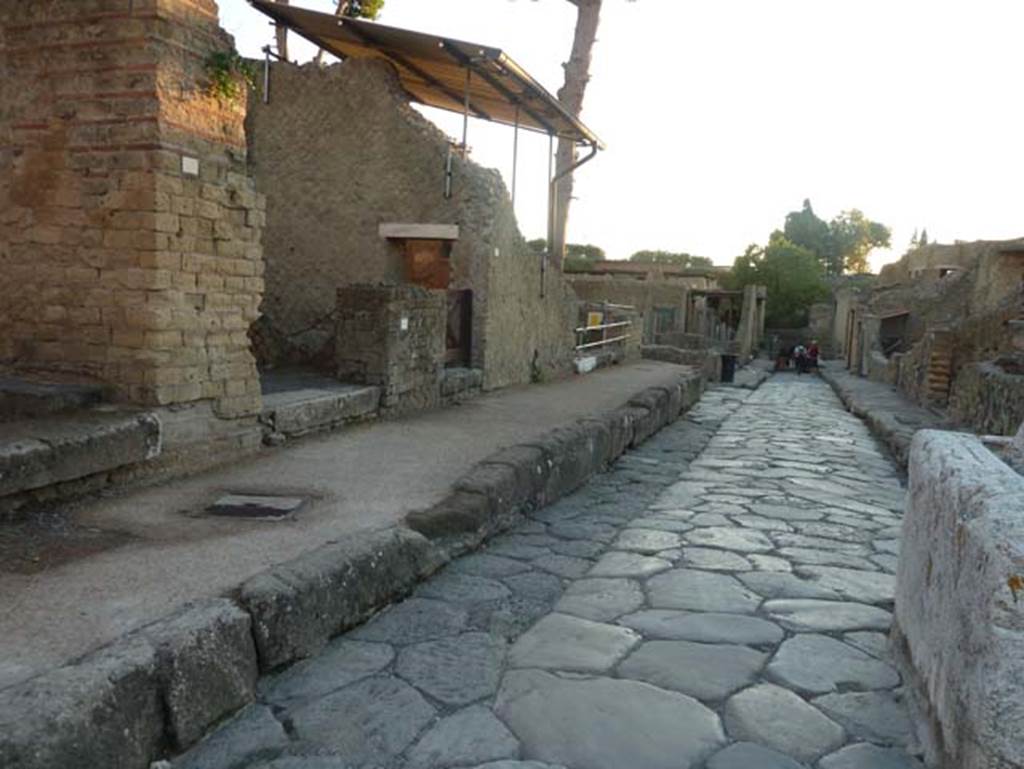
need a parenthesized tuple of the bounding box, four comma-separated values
(0, 370, 705, 769)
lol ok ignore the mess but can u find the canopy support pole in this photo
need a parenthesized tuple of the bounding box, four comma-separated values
(511, 105, 520, 206)
(461, 67, 472, 158)
(543, 133, 554, 298)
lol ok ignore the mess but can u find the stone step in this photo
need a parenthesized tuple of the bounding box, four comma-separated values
(0, 377, 106, 422)
(0, 410, 161, 502)
(260, 382, 380, 440)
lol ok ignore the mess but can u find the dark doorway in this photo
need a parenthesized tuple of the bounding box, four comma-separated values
(446, 289, 472, 366)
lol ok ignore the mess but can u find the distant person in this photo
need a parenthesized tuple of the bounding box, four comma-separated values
(807, 340, 821, 371)
(775, 343, 790, 371)
(793, 343, 808, 374)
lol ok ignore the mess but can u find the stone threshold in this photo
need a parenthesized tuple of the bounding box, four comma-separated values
(0, 411, 162, 518)
(0, 370, 706, 769)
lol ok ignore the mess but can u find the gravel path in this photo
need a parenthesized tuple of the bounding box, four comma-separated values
(174, 377, 923, 769)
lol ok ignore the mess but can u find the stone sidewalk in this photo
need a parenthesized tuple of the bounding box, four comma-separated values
(818, 364, 952, 468)
(173, 377, 923, 769)
(0, 361, 697, 693)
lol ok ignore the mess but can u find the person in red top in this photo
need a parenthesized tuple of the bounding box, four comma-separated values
(807, 340, 821, 371)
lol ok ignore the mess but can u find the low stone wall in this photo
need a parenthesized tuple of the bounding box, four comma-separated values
(949, 360, 1024, 436)
(892, 430, 1024, 769)
(336, 284, 445, 414)
(642, 345, 721, 383)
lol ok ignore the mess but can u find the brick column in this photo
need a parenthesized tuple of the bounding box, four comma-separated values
(0, 0, 264, 417)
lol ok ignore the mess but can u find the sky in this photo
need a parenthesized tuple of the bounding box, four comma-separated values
(220, 0, 1024, 272)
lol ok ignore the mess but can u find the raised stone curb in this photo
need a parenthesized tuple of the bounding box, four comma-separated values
(0, 599, 256, 769)
(893, 429, 1024, 769)
(407, 372, 705, 555)
(819, 365, 947, 468)
(239, 527, 447, 672)
(0, 368, 705, 769)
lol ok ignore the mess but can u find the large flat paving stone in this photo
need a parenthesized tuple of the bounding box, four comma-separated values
(706, 742, 806, 769)
(396, 632, 505, 705)
(508, 613, 639, 673)
(452, 554, 533, 578)
(764, 599, 892, 632)
(748, 502, 825, 521)
(288, 676, 434, 764)
(813, 690, 913, 745)
(247, 759, 354, 769)
(259, 640, 394, 709)
(405, 705, 519, 769)
(819, 743, 924, 769)
(723, 683, 846, 763)
(647, 570, 762, 613)
(495, 669, 726, 769)
(555, 579, 644, 622)
(349, 598, 468, 645)
(469, 763, 567, 769)
(767, 634, 900, 695)
(618, 610, 784, 645)
(739, 571, 841, 600)
(173, 705, 289, 769)
(680, 547, 752, 571)
(618, 640, 767, 701)
(588, 551, 672, 578)
(614, 529, 682, 553)
(796, 565, 895, 604)
(685, 527, 774, 553)
(416, 573, 512, 604)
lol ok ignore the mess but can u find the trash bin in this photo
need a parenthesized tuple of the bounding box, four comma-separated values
(721, 354, 737, 383)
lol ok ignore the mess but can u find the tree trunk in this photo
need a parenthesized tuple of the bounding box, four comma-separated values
(552, 0, 602, 270)
(314, 1, 350, 66)
(275, 0, 290, 62)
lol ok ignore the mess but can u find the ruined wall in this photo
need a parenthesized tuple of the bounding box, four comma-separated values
(246, 60, 575, 388)
(0, 0, 264, 416)
(336, 284, 444, 413)
(566, 275, 688, 343)
(949, 362, 1024, 436)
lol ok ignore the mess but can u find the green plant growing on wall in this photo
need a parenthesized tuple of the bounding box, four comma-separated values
(204, 51, 258, 102)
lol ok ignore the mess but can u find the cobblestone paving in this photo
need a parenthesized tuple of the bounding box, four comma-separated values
(174, 377, 923, 769)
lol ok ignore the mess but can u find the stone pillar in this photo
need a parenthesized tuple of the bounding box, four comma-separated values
(336, 284, 445, 413)
(0, 0, 264, 417)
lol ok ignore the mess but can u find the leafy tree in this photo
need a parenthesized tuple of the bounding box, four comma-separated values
(781, 199, 890, 275)
(564, 242, 606, 271)
(530, 239, 605, 271)
(828, 209, 890, 274)
(919, 228, 929, 246)
(274, 0, 386, 62)
(724, 233, 828, 328)
(783, 199, 831, 262)
(628, 250, 713, 268)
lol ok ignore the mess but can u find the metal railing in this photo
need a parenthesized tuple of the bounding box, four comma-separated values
(575, 303, 635, 353)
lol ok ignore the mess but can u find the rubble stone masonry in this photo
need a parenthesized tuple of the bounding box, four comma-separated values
(0, 0, 264, 417)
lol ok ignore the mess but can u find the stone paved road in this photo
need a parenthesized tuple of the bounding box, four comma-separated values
(174, 376, 924, 769)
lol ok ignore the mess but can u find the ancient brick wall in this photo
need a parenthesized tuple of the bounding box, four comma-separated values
(0, 0, 264, 416)
(246, 60, 575, 389)
(336, 284, 444, 413)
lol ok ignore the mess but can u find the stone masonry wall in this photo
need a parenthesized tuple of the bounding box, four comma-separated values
(0, 0, 264, 416)
(336, 284, 444, 413)
(949, 361, 1024, 436)
(246, 60, 575, 388)
(567, 275, 687, 344)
